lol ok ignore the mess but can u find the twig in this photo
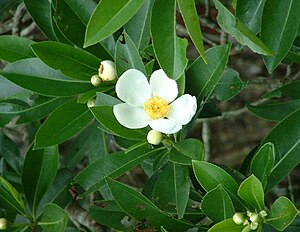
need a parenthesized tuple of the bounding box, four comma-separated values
(204, 0, 210, 18)
(202, 121, 211, 161)
(12, 3, 26, 35)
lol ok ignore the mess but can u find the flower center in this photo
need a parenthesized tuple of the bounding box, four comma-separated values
(144, 96, 170, 120)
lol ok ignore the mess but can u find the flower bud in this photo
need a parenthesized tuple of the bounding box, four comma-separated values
(242, 225, 251, 232)
(0, 218, 9, 230)
(98, 60, 117, 82)
(147, 130, 163, 145)
(233, 213, 245, 225)
(249, 213, 259, 223)
(90, 75, 102, 86)
(259, 210, 267, 218)
(87, 98, 96, 108)
(250, 222, 258, 230)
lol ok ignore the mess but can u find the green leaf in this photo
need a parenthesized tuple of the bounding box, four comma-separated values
(40, 203, 68, 232)
(261, 0, 300, 72)
(22, 145, 59, 218)
(186, 45, 230, 104)
(89, 200, 129, 230)
(169, 139, 204, 165)
(23, 0, 57, 40)
(215, 68, 247, 102)
(213, 0, 273, 55)
(177, 0, 207, 63)
(238, 175, 264, 211)
(95, 92, 122, 107)
(1, 58, 94, 97)
(0, 36, 35, 62)
(263, 108, 300, 192)
(266, 197, 299, 231)
(106, 178, 194, 231)
(90, 105, 148, 140)
(74, 146, 162, 193)
(201, 185, 234, 222)
(249, 142, 275, 189)
(151, 163, 190, 219)
(34, 99, 93, 149)
(115, 32, 146, 77)
(192, 161, 246, 210)
(0, 97, 70, 127)
(0, 0, 21, 21)
(262, 80, 300, 100)
(0, 176, 27, 216)
(124, 0, 154, 51)
(247, 99, 300, 121)
(208, 218, 244, 232)
(31, 41, 100, 81)
(85, 0, 144, 47)
(151, 0, 188, 80)
(236, 0, 266, 34)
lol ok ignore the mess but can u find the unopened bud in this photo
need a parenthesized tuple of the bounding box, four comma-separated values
(0, 218, 9, 230)
(250, 222, 258, 230)
(233, 213, 245, 225)
(91, 75, 102, 86)
(249, 213, 259, 223)
(87, 98, 96, 108)
(242, 225, 251, 232)
(98, 60, 117, 81)
(259, 210, 267, 218)
(147, 130, 163, 145)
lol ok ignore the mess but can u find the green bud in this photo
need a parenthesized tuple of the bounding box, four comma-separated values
(250, 222, 258, 230)
(147, 130, 163, 145)
(233, 213, 245, 225)
(90, 75, 102, 87)
(0, 218, 9, 230)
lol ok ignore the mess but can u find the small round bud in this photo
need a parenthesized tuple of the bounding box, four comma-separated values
(233, 213, 245, 225)
(259, 210, 267, 218)
(98, 60, 117, 82)
(0, 218, 9, 230)
(147, 130, 163, 145)
(249, 213, 259, 223)
(250, 222, 258, 230)
(87, 98, 96, 108)
(91, 75, 102, 86)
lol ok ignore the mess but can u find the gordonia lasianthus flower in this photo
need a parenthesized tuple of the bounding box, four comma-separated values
(113, 69, 197, 134)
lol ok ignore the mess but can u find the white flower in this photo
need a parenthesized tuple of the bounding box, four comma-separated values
(113, 69, 197, 134)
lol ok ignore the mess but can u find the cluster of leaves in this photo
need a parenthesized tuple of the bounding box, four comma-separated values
(0, 0, 300, 231)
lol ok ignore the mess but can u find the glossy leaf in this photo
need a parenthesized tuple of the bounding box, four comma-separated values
(261, 0, 300, 72)
(262, 80, 300, 100)
(0, 36, 35, 62)
(177, 0, 207, 63)
(75, 146, 162, 193)
(40, 203, 68, 232)
(85, 0, 144, 47)
(23, 0, 57, 40)
(90, 105, 148, 140)
(0, 176, 27, 216)
(151, 0, 188, 80)
(250, 142, 275, 189)
(213, 0, 273, 55)
(236, 0, 266, 34)
(124, 0, 154, 51)
(215, 68, 247, 102)
(34, 99, 93, 149)
(106, 178, 194, 231)
(263, 108, 300, 191)
(247, 99, 300, 121)
(1, 58, 94, 97)
(31, 41, 100, 81)
(201, 185, 234, 222)
(266, 197, 299, 231)
(95, 92, 122, 107)
(89, 200, 129, 230)
(169, 139, 204, 165)
(0, 97, 70, 127)
(192, 161, 246, 210)
(22, 145, 59, 218)
(115, 32, 146, 76)
(238, 175, 264, 211)
(208, 218, 244, 232)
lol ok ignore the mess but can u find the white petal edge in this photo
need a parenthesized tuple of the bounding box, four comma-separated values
(168, 95, 197, 125)
(149, 118, 182, 134)
(150, 69, 178, 103)
(113, 103, 150, 129)
(116, 69, 152, 107)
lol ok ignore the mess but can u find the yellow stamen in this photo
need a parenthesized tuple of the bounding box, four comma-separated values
(144, 96, 170, 120)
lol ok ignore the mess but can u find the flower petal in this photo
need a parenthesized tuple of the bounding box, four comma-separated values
(150, 69, 178, 103)
(116, 69, 152, 107)
(168, 94, 197, 125)
(149, 118, 182, 134)
(113, 103, 150, 129)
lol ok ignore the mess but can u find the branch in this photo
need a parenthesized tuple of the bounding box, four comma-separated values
(12, 3, 26, 36)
